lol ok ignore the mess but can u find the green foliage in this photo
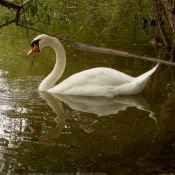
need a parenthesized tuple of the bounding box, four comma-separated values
(0, 0, 159, 42)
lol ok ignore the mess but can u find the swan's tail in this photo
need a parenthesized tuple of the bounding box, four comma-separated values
(112, 63, 159, 96)
(136, 63, 159, 80)
(133, 63, 159, 93)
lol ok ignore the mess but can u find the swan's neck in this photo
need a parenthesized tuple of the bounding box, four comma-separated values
(38, 39, 66, 91)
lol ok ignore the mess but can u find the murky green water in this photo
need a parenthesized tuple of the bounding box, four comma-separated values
(0, 25, 175, 175)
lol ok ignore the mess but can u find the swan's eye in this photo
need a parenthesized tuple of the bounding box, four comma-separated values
(31, 39, 40, 47)
(27, 39, 40, 56)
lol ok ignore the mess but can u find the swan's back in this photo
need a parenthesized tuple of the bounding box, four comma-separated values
(47, 64, 158, 97)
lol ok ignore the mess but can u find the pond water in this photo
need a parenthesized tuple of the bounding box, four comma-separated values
(0, 25, 175, 175)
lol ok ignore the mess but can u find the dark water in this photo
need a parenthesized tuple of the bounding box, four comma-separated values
(0, 25, 175, 175)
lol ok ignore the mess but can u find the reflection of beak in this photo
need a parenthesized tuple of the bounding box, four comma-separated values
(27, 43, 39, 55)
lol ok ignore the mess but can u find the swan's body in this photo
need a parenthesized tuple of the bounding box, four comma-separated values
(27, 34, 159, 98)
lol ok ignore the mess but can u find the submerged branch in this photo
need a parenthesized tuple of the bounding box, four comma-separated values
(74, 42, 175, 66)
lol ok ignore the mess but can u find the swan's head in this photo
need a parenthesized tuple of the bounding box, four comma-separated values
(27, 34, 56, 55)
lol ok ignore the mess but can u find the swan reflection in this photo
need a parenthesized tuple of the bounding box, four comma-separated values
(37, 91, 66, 145)
(52, 93, 156, 120)
(37, 92, 156, 145)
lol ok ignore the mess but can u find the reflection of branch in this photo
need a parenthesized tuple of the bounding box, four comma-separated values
(0, 0, 31, 28)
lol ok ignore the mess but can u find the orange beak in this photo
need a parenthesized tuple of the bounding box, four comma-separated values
(27, 43, 39, 56)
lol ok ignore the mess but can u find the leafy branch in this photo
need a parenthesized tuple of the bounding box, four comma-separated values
(0, 0, 31, 27)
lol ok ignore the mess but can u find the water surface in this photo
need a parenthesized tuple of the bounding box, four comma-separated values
(0, 25, 175, 175)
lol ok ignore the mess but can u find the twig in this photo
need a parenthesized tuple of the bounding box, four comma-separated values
(0, 19, 16, 28)
(30, 55, 36, 68)
(21, 0, 30, 43)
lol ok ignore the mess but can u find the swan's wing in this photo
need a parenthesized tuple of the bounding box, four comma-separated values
(47, 68, 135, 97)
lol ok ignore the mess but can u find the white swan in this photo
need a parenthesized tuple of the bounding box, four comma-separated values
(27, 34, 159, 98)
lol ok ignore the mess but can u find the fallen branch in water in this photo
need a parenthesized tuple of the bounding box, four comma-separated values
(74, 42, 175, 66)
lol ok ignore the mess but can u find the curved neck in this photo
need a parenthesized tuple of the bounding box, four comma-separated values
(39, 39, 66, 91)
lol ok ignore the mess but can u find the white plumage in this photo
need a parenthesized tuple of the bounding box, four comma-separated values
(27, 34, 159, 98)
